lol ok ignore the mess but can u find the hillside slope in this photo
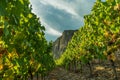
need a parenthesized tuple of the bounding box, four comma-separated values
(52, 30, 77, 59)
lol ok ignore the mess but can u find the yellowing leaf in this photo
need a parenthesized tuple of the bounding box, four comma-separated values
(107, 53, 116, 61)
(19, 0, 24, 5)
(24, 18, 28, 23)
(28, 13, 33, 18)
(8, 53, 12, 58)
(103, 51, 107, 56)
(0, 64, 3, 70)
(114, 3, 120, 10)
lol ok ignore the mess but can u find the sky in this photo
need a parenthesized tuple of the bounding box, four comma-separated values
(29, 0, 103, 41)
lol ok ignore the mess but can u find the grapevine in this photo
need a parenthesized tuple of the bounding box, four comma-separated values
(0, 0, 55, 79)
(58, 0, 120, 79)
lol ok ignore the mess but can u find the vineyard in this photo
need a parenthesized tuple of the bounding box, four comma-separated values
(57, 0, 120, 80)
(0, 0, 55, 80)
(0, 0, 120, 80)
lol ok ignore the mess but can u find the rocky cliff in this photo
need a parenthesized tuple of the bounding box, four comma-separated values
(52, 30, 77, 59)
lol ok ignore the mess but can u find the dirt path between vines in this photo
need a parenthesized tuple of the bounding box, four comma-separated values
(33, 65, 120, 80)
(47, 65, 120, 80)
(31, 51, 120, 80)
(47, 61, 120, 80)
(33, 60, 120, 80)
(47, 67, 82, 80)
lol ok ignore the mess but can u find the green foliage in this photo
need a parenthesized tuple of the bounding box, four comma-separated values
(0, 0, 55, 79)
(58, 0, 120, 69)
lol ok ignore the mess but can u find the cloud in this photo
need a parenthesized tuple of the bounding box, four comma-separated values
(39, 0, 80, 17)
(41, 21, 62, 36)
(40, 6, 83, 30)
(39, 0, 95, 17)
(45, 27, 62, 36)
(30, 0, 96, 41)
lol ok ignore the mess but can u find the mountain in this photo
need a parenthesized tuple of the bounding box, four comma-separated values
(52, 30, 77, 59)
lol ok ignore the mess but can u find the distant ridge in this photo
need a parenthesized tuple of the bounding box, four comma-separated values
(52, 30, 78, 59)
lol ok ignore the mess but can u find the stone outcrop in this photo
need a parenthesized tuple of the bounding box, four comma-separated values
(52, 30, 77, 59)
